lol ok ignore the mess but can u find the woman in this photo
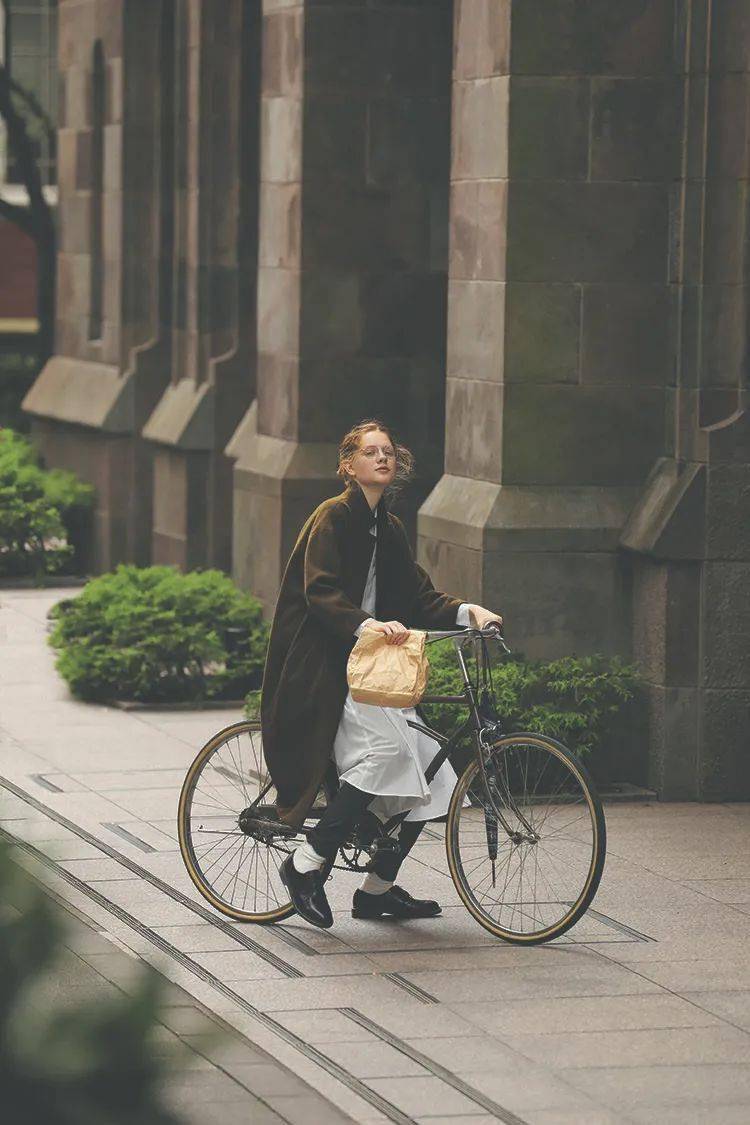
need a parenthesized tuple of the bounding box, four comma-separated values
(260, 419, 503, 929)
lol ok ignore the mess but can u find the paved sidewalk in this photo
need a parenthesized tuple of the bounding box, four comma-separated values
(2, 587, 750, 1124)
(4, 850, 352, 1125)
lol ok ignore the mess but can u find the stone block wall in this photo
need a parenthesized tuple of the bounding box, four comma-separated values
(421, 0, 677, 666)
(228, 0, 454, 607)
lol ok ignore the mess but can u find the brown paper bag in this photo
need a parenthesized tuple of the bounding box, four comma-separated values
(346, 628, 429, 708)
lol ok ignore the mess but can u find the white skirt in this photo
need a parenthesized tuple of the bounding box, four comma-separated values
(333, 689, 461, 823)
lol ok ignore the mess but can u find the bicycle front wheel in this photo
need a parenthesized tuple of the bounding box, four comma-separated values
(446, 734, 606, 944)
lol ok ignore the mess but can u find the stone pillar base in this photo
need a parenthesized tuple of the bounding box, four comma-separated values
(226, 403, 340, 615)
(419, 475, 639, 660)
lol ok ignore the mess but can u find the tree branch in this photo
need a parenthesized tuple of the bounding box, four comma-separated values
(9, 76, 56, 152)
(0, 62, 53, 242)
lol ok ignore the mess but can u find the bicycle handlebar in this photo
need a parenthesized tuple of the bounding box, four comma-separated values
(425, 623, 506, 642)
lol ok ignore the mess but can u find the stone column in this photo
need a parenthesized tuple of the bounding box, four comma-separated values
(421, 0, 678, 663)
(23, 0, 164, 570)
(142, 0, 261, 571)
(622, 2, 750, 799)
(227, 0, 453, 609)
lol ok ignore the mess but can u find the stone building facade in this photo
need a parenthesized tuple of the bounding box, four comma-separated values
(22, 0, 750, 800)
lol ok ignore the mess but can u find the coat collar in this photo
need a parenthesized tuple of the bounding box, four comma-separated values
(345, 480, 389, 534)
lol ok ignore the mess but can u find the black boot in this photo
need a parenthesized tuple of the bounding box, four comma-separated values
(280, 854, 333, 929)
(352, 885, 441, 920)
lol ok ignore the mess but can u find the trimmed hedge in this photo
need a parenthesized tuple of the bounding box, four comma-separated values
(0, 428, 94, 578)
(49, 565, 269, 703)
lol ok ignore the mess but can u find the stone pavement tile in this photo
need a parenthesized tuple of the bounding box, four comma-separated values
(79, 950, 157, 994)
(369, 945, 570, 973)
(316, 1038, 431, 1078)
(154, 923, 256, 953)
(83, 879, 202, 926)
(273, 951, 381, 978)
(403, 1035, 523, 1072)
(627, 1104, 750, 1124)
(361, 1003, 489, 1040)
(503, 1024, 750, 1069)
(101, 789, 181, 821)
(455, 1069, 600, 1113)
(402, 960, 661, 1003)
(158, 1004, 227, 1036)
(172, 1100, 287, 1125)
(33, 836, 108, 860)
(224, 973, 408, 1012)
(265, 1094, 356, 1125)
(269, 1009, 382, 1044)
(680, 878, 750, 903)
(59, 856, 140, 881)
(363, 1075, 481, 1116)
(69, 768, 187, 790)
(222, 1062, 311, 1096)
(623, 959, 750, 992)
(191, 948, 287, 980)
(448, 992, 724, 1037)
(181, 1031, 269, 1066)
(682, 990, 750, 1030)
(560, 1064, 750, 1110)
(524, 1111, 628, 1125)
(414, 1118, 499, 1125)
(595, 934, 750, 965)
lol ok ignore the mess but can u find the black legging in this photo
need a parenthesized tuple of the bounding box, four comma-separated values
(308, 781, 426, 882)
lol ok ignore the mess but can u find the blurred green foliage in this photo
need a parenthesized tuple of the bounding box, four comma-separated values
(0, 838, 182, 1125)
(49, 565, 270, 703)
(0, 427, 94, 578)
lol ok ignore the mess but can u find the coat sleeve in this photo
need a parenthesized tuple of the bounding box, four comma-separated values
(304, 509, 371, 640)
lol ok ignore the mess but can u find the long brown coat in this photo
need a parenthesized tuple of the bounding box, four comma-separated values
(260, 480, 464, 827)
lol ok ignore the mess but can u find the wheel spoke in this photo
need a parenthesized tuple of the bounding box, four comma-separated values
(448, 737, 604, 942)
(178, 722, 309, 921)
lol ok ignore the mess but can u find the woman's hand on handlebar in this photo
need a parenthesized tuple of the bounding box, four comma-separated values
(361, 619, 410, 645)
(467, 604, 504, 633)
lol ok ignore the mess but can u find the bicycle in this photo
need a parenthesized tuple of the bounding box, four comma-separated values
(177, 625, 606, 945)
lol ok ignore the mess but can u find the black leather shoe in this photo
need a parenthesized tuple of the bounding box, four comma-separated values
(280, 854, 333, 929)
(352, 884, 441, 920)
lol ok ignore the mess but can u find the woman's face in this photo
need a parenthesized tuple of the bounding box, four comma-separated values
(346, 428, 397, 488)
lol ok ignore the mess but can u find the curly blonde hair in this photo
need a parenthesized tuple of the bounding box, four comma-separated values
(336, 418, 415, 499)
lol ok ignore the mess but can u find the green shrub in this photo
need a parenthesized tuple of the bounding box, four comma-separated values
(0, 428, 94, 578)
(421, 641, 639, 759)
(49, 565, 269, 703)
(0, 838, 186, 1124)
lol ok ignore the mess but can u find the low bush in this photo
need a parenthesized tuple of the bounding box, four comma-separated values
(49, 565, 269, 703)
(0, 428, 94, 578)
(421, 642, 639, 762)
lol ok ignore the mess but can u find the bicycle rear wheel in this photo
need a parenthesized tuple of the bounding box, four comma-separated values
(446, 733, 606, 944)
(178, 719, 325, 923)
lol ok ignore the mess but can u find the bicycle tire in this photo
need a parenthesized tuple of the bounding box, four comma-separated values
(445, 733, 606, 945)
(178, 719, 298, 923)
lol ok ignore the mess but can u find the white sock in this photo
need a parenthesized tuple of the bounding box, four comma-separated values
(292, 840, 326, 874)
(360, 872, 394, 896)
